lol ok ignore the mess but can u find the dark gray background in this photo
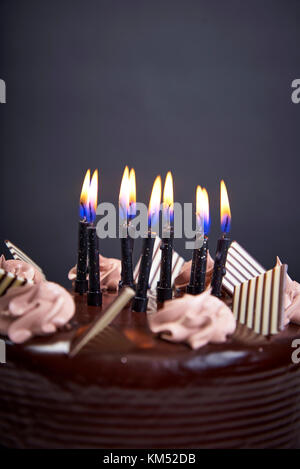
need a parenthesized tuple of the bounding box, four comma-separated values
(0, 0, 299, 287)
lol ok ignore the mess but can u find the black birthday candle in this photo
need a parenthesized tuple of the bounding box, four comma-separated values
(119, 166, 135, 289)
(187, 185, 202, 295)
(187, 187, 210, 295)
(87, 225, 102, 306)
(120, 232, 135, 288)
(75, 169, 91, 294)
(132, 176, 162, 312)
(211, 180, 232, 298)
(157, 172, 174, 303)
(128, 168, 136, 253)
(186, 248, 197, 294)
(86, 170, 102, 307)
(193, 236, 209, 294)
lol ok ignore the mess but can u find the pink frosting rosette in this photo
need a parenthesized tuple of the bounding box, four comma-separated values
(68, 254, 121, 291)
(149, 291, 236, 349)
(0, 282, 75, 343)
(0, 255, 44, 283)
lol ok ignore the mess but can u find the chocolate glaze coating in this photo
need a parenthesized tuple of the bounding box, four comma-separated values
(1, 293, 300, 448)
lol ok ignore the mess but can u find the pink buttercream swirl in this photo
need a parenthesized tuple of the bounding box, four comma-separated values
(175, 251, 214, 290)
(68, 254, 121, 291)
(276, 257, 300, 326)
(0, 255, 44, 283)
(0, 282, 75, 343)
(149, 291, 236, 349)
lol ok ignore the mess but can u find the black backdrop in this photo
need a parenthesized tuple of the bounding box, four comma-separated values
(0, 0, 299, 287)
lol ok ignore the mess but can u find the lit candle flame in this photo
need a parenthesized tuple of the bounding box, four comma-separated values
(129, 168, 136, 219)
(220, 180, 231, 234)
(88, 169, 98, 223)
(196, 185, 203, 231)
(119, 166, 130, 221)
(202, 187, 210, 235)
(148, 175, 162, 229)
(79, 169, 91, 220)
(196, 186, 210, 234)
(163, 171, 174, 224)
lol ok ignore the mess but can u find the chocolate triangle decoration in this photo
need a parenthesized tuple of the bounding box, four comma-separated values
(223, 241, 265, 295)
(69, 287, 135, 357)
(0, 267, 33, 296)
(134, 236, 185, 293)
(5, 240, 46, 279)
(232, 264, 287, 335)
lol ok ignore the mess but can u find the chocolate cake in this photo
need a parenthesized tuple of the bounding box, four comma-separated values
(1, 290, 300, 449)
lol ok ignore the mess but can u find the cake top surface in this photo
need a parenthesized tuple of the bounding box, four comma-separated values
(3, 291, 300, 389)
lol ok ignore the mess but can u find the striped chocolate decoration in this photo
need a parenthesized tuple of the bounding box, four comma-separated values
(0, 267, 33, 297)
(223, 241, 265, 295)
(5, 240, 46, 279)
(232, 264, 287, 335)
(69, 287, 135, 357)
(134, 236, 185, 293)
